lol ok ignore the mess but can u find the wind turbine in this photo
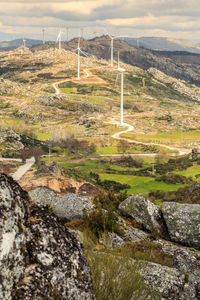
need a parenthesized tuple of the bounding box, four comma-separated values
(66, 27, 69, 41)
(74, 37, 88, 80)
(106, 32, 124, 67)
(23, 39, 26, 47)
(42, 28, 45, 45)
(118, 67, 125, 125)
(56, 30, 63, 50)
(118, 51, 120, 69)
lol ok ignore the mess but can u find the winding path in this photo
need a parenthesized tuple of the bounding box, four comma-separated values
(52, 69, 189, 157)
(111, 122, 189, 156)
(11, 157, 35, 181)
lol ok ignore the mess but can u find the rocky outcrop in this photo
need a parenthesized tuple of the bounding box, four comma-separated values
(29, 186, 59, 208)
(104, 226, 148, 249)
(119, 196, 164, 234)
(122, 226, 148, 243)
(142, 262, 185, 299)
(35, 94, 66, 106)
(53, 193, 94, 221)
(0, 174, 95, 300)
(0, 126, 24, 152)
(162, 202, 200, 249)
(36, 161, 62, 176)
(173, 249, 200, 300)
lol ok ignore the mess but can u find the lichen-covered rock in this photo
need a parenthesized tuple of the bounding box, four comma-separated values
(162, 202, 200, 249)
(53, 193, 94, 221)
(0, 174, 95, 300)
(14, 205, 95, 300)
(29, 186, 59, 208)
(119, 196, 163, 233)
(105, 232, 125, 249)
(0, 126, 24, 152)
(142, 262, 185, 299)
(173, 249, 200, 300)
(0, 174, 28, 300)
(122, 226, 148, 243)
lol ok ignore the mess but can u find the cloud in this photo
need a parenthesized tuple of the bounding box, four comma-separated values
(1, 0, 200, 41)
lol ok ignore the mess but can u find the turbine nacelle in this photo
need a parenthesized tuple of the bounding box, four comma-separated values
(118, 67, 125, 73)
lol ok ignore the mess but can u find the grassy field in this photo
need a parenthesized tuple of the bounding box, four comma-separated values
(175, 163, 200, 179)
(122, 130, 200, 145)
(57, 158, 187, 195)
(99, 173, 185, 194)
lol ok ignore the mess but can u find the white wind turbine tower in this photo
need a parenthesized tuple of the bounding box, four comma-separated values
(42, 28, 45, 45)
(66, 27, 69, 41)
(23, 39, 26, 47)
(74, 37, 88, 80)
(106, 32, 125, 67)
(56, 30, 63, 50)
(118, 67, 125, 125)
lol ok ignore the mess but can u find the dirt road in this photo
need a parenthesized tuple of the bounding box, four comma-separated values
(12, 157, 35, 181)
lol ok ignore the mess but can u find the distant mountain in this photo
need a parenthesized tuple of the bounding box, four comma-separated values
(0, 39, 42, 51)
(31, 35, 200, 87)
(123, 37, 200, 54)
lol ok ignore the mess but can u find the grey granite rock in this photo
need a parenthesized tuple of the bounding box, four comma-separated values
(53, 193, 94, 221)
(122, 226, 148, 243)
(162, 202, 200, 249)
(29, 186, 59, 208)
(0, 174, 95, 300)
(142, 262, 185, 299)
(119, 196, 163, 233)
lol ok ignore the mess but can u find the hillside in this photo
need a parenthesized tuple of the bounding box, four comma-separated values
(0, 38, 42, 51)
(31, 35, 200, 87)
(2, 37, 200, 300)
(124, 36, 200, 54)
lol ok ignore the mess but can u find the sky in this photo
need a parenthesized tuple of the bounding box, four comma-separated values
(1, 0, 200, 42)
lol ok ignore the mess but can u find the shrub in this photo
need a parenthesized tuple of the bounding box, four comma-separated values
(156, 173, 193, 184)
(83, 233, 161, 300)
(83, 209, 122, 238)
(89, 172, 130, 192)
(94, 190, 127, 211)
(100, 180, 130, 192)
(112, 156, 143, 168)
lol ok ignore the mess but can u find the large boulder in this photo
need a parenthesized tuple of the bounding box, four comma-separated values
(122, 226, 148, 243)
(142, 262, 185, 299)
(0, 174, 95, 300)
(162, 202, 200, 249)
(29, 186, 59, 208)
(173, 249, 200, 300)
(119, 196, 164, 233)
(53, 193, 94, 221)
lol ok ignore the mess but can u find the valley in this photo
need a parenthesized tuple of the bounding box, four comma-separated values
(1, 40, 200, 299)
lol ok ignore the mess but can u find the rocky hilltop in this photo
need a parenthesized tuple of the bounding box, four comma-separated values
(31, 35, 200, 86)
(0, 174, 95, 300)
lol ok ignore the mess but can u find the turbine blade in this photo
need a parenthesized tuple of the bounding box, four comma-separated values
(80, 49, 88, 57)
(115, 73, 119, 87)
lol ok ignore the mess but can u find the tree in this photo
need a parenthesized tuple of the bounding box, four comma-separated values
(117, 140, 129, 154)
(30, 146, 44, 166)
(20, 148, 30, 163)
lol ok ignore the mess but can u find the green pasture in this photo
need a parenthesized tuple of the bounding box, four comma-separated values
(122, 130, 200, 145)
(58, 158, 187, 195)
(99, 173, 185, 195)
(175, 163, 200, 179)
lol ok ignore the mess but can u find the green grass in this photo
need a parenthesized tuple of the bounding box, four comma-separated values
(122, 130, 200, 145)
(96, 146, 119, 154)
(175, 163, 200, 179)
(58, 158, 186, 195)
(60, 87, 77, 93)
(35, 131, 51, 141)
(99, 173, 185, 194)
